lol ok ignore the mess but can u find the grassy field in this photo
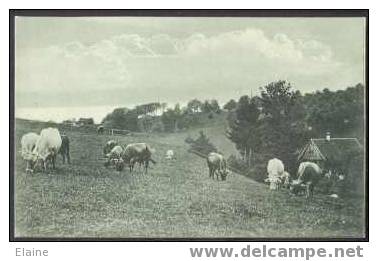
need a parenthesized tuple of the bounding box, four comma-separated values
(14, 119, 365, 238)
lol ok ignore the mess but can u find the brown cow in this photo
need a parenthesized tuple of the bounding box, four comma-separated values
(207, 152, 229, 181)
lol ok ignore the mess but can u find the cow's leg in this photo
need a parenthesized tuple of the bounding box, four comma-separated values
(144, 159, 149, 174)
(309, 184, 314, 198)
(129, 161, 134, 173)
(52, 155, 56, 169)
(305, 184, 311, 198)
(62, 152, 66, 164)
(67, 151, 71, 164)
(43, 160, 47, 172)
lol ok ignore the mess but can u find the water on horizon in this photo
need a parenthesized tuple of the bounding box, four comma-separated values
(15, 105, 121, 124)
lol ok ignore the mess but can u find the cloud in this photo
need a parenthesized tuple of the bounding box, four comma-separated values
(16, 27, 361, 108)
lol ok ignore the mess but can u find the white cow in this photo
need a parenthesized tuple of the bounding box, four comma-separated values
(165, 150, 175, 160)
(266, 158, 285, 190)
(32, 128, 62, 171)
(20, 132, 40, 173)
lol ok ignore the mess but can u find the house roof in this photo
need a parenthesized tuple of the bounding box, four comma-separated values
(298, 138, 362, 162)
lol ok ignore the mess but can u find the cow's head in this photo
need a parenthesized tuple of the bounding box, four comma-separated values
(115, 158, 125, 171)
(268, 177, 281, 190)
(220, 169, 229, 181)
(289, 179, 305, 195)
(27, 152, 45, 172)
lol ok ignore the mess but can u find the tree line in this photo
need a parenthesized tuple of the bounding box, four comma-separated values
(226, 81, 364, 180)
(101, 98, 223, 132)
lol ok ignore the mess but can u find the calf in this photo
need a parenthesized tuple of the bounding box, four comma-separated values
(207, 152, 228, 181)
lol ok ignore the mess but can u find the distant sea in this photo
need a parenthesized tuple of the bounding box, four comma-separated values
(15, 105, 122, 124)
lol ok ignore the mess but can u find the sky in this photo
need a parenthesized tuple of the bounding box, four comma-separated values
(15, 16, 366, 112)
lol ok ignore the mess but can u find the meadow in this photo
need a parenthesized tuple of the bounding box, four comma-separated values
(14, 119, 365, 238)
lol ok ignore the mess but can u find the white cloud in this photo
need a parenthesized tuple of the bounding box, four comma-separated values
(16, 27, 361, 107)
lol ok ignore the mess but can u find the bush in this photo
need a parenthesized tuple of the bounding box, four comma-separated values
(187, 131, 217, 155)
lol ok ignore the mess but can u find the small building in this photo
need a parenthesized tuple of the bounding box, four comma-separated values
(297, 133, 364, 195)
(298, 133, 362, 167)
(78, 118, 94, 125)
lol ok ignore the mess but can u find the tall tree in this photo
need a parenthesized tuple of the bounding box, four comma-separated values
(258, 80, 306, 170)
(210, 99, 221, 113)
(226, 95, 260, 165)
(223, 99, 237, 111)
(187, 99, 202, 113)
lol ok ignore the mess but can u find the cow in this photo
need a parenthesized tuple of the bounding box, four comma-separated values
(122, 143, 156, 173)
(103, 140, 118, 155)
(290, 162, 323, 198)
(280, 171, 291, 189)
(104, 145, 125, 171)
(165, 150, 175, 160)
(207, 152, 229, 181)
(32, 127, 62, 171)
(266, 158, 285, 190)
(20, 132, 40, 173)
(59, 134, 70, 164)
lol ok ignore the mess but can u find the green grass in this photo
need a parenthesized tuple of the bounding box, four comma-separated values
(14, 119, 365, 238)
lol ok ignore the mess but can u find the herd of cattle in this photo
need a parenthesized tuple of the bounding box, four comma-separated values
(20, 127, 334, 198)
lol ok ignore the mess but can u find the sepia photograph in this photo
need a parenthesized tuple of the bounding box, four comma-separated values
(10, 10, 368, 240)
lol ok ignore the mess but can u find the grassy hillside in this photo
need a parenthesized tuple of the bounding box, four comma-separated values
(14, 119, 365, 238)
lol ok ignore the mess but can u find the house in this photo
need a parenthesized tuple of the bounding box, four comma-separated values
(297, 132, 362, 166)
(77, 118, 94, 125)
(297, 132, 364, 195)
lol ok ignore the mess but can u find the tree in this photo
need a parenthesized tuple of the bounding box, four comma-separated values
(161, 103, 181, 132)
(201, 100, 213, 113)
(102, 107, 139, 131)
(187, 99, 202, 113)
(257, 80, 307, 171)
(210, 99, 221, 113)
(223, 99, 237, 111)
(303, 84, 365, 141)
(226, 95, 260, 166)
(187, 131, 217, 155)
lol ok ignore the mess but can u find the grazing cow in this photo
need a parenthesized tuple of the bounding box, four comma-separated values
(207, 152, 228, 181)
(266, 158, 285, 190)
(165, 150, 175, 160)
(20, 132, 40, 173)
(290, 162, 323, 198)
(104, 145, 124, 170)
(122, 143, 156, 173)
(32, 128, 62, 171)
(59, 134, 70, 164)
(280, 171, 291, 189)
(103, 140, 118, 155)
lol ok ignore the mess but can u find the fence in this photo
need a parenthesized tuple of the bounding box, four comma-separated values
(108, 128, 132, 136)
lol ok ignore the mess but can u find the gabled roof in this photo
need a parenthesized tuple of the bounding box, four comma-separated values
(298, 138, 362, 162)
